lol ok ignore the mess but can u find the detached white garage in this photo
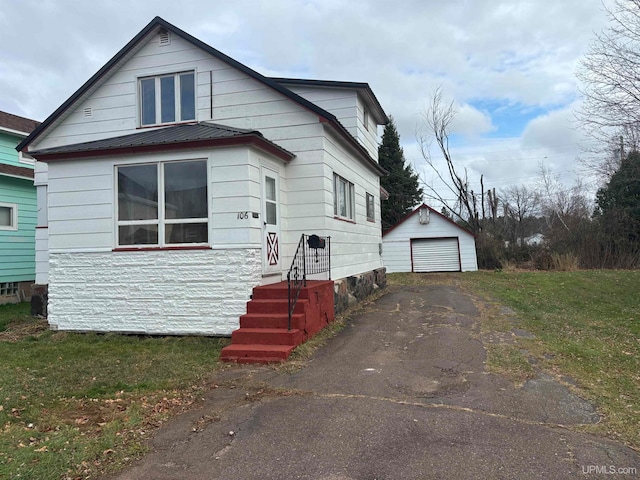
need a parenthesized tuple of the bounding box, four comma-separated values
(382, 204, 478, 273)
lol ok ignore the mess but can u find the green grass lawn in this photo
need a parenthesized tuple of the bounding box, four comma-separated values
(458, 270, 640, 450)
(0, 304, 228, 479)
(2, 271, 639, 478)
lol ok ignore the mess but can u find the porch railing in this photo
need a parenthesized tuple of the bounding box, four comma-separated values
(287, 234, 331, 330)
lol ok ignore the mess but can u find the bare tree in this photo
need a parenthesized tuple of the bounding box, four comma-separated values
(577, 0, 640, 172)
(501, 185, 541, 247)
(418, 88, 482, 233)
(537, 164, 592, 251)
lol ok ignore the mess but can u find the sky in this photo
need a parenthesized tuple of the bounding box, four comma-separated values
(0, 0, 614, 206)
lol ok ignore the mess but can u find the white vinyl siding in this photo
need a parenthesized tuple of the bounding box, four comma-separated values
(283, 85, 380, 162)
(411, 238, 460, 272)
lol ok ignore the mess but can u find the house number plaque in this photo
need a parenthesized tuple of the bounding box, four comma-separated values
(237, 211, 249, 220)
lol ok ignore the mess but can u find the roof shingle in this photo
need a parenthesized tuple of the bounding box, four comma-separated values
(0, 111, 40, 135)
(0, 163, 34, 179)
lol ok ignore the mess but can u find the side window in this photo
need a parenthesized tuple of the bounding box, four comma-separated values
(366, 192, 375, 222)
(333, 173, 355, 221)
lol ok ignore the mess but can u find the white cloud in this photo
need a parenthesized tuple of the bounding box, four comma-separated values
(451, 103, 495, 138)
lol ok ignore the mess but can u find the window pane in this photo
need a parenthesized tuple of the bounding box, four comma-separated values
(160, 76, 176, 123)
(164, 161, 207, 219)
(140, 78, 156, 125)
(339, 180, 347, 217)
(165, 222, 208, 244)
(367, 193, 374, 221)
(265, 176, 276, 201)
(118, 165, 158, 221)
(349, 184, 355, 219)
(266, 203, 277, 225)
(119, 224, 158, 245)
(180, 73, 195, 121)
(334, 176, 338, 215)
(0, 206, 12, 226)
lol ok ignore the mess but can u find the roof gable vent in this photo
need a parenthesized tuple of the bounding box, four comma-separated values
(159, 29, 171, 46)
(419, 207, 430, 225)
(83, 107, 93, 118)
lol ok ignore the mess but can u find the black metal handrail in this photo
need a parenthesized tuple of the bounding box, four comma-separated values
(287, 234, 331, 330)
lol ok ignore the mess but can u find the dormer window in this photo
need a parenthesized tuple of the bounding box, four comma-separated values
(139, 71, 196, 126)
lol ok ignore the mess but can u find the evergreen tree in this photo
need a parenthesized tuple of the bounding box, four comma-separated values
(379, 117, 423, 231)
(594, 151, 640, 257)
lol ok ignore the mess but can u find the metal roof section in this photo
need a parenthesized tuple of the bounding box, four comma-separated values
(30, 122, 295, 162)
(16, 16, 386, 175)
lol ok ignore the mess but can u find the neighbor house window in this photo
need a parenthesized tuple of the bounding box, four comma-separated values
(139, 71, 196, 126)
(116, 160, 208, 247)
(0, 203, 17, 230)
(366, 192, 375, 222)
(334, 173, 355, 221)
(0, 282, 18, 296)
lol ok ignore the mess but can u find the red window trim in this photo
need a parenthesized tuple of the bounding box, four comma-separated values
(334, 216, 356, 225)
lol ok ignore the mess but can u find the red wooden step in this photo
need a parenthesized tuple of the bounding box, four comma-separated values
(231, 328, 303, 346)
(240, 313, 305, 330)
(220, 344, 295, 363)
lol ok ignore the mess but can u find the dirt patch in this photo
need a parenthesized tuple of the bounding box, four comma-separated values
(0, 318, 49, 342)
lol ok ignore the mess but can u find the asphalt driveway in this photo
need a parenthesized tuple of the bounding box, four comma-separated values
(109, 282, 639, 479)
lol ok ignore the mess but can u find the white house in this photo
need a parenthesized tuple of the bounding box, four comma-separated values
(17, 16, 388, 339)
(382, 204, 478, 273)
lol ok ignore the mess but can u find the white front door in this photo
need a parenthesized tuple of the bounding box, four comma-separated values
(261, 167, 281, 276)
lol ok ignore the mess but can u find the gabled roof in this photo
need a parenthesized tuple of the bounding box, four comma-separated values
(269, 77, 389, 125)
(0, 163, 34, 180)
(0, 111, 40, 136)
(30, 122, 295, 163)
(382, 203, 477, 238)
(16, 16, 386, 175)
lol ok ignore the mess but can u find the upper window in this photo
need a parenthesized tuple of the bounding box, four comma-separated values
(366, 192, 375, 222)
(116, 160, 208, 247)
(139, 71, 196, 126)
(0, 203, 17, 231)
(334, 173, 355, 221)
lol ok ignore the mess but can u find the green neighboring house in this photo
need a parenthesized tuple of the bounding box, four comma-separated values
(0, 111, 40, 304)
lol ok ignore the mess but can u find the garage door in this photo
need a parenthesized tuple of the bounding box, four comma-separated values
(411, 238, 461, 272)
